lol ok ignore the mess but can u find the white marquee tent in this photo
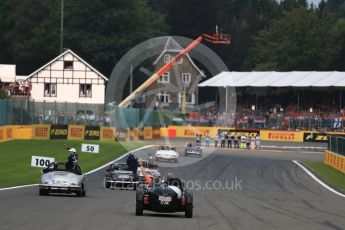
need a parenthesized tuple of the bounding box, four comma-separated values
(198, 71, 345, 87)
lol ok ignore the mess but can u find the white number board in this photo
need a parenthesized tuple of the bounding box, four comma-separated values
(81, 143, 99, 153)
(31, 156, 55, 168)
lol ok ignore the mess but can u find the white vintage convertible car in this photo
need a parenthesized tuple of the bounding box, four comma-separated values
(39, 162, 86, 197)
(155, 146, 179, 163)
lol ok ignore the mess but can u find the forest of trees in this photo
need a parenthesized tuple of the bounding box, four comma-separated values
(0, 0, 345, 78)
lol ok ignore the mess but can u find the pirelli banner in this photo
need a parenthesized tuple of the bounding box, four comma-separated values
(260, 130, 304, 142)
(68, 125, 85, 141)
(32, 124, 51, 140)
(0, 125, 30, 142)
(324, 151, 345, 174)
(160, 126, 218, 138)
(5, 126, 14, 141)
(144, 127, 153, 140)
(50, 125, 68, 139)
(0, 127, 6, 142)
(100, 127, 115, 141)
(152, 127, 161, 138)
(84, 126, 100, 140)
(0, 126, 12, 142)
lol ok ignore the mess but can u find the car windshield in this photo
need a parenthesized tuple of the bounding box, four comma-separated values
(49, 162, 66, 171)
(42, 162, 82, 175)
(111, 163, 129, 171)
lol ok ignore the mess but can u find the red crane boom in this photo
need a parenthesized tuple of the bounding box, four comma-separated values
(118, 33, 230, 108)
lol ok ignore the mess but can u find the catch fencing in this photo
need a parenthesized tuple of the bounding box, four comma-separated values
(328, 136, 345, 157)
(0, 98, 172, 128)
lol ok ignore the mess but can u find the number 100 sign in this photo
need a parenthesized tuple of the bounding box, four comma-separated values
(81, 143, 99, 153)
(31, 156, 55, 168)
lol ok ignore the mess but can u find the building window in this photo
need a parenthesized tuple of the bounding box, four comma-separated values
(178, 92, 194, 104)
(181, 73, 191, 84)
(64, 61, 73, 70)
(156, 92, 170, 103)
(163, 54, 171, 63)
(177, 57, 183, 64)
(44, 83, 57, 97)
(158, 72, 170, 83)
(80, 84, 92, 97)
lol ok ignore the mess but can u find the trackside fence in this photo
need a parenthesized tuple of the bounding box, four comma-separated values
(0, 98, 173, 128)
(328, 136, 345, 157)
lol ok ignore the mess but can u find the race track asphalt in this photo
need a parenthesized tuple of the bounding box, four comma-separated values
(1, 146, 345, 230)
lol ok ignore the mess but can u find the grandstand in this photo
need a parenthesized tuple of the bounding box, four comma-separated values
(198, 71, 345, 131)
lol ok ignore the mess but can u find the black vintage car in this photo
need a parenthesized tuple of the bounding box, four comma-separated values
(135, 179, 193, 218)
(104, 163, 138, 190)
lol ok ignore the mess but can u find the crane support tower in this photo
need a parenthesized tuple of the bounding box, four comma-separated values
(118, 31, 230, 108)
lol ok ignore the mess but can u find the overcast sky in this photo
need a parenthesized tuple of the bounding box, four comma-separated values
(308, 0, 322, 5)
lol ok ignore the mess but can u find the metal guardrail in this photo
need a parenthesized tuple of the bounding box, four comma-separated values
(328, 136, 345, 157)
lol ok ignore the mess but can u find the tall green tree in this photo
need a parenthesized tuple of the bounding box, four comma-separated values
(218, 0, 280, 70)
(62, 0, 169, 76)
(278, 0, 308, 11)
(329, 18, 345, 70)
(0, 0, 169, 76)
(243, 7, 340, 71)
(163, 0, 220, 39)
(0, 0, 60, 74)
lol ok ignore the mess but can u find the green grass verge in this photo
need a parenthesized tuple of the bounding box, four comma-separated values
(304, 161, 345, 193)
(0, 140, 144, 188)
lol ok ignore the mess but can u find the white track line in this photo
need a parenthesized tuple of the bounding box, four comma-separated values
(0, 145, 154, 191)
(293, 160, 345, 198)
(0, 184, 39, 191)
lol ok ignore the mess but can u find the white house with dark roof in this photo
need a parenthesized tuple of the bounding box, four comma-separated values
(24, 49, 108, 104)
(141, 37, 205, 110)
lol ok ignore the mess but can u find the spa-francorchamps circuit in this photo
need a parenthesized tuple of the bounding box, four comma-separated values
(1, 0, 345, 230)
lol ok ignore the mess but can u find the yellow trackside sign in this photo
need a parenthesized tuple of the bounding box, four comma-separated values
(144, 127, 153, 140)
(32, 124, 51, 140)
(68, 125, 85, 141)
(260, 130, 304, 142)
(100, 127, 115, 141)
(324, 151, 345, 174)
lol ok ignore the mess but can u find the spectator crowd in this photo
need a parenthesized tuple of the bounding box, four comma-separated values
(0, 78, 31, 97)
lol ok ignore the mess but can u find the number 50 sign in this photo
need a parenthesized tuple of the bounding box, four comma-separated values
(31, 156, 55, 168)
(81, 143, 100, 153)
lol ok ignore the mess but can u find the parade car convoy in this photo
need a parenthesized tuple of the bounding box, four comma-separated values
(39, 144, 195, 218)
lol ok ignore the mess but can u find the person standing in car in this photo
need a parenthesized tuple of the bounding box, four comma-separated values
(126, 153, 138, 177)
(64, 144, 78, 171)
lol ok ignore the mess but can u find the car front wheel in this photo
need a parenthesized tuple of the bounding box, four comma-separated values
(136, 201, 144, 216)
(76, 184, 85, 197)
(104, 179, 111, 189)
(185, 203, 193, 218)
(39, 189, 48, 196)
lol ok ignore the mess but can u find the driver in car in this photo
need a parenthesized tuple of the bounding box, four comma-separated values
(138, 160, 183, 198)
